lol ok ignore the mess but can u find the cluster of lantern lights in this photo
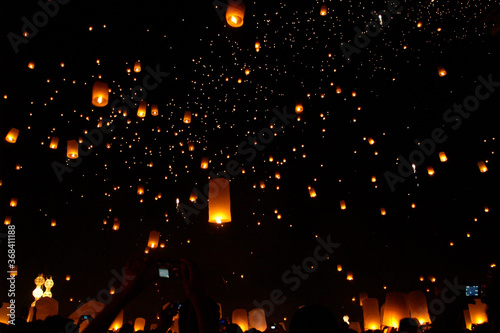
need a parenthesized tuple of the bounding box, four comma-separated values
(32, 274, 54, 306)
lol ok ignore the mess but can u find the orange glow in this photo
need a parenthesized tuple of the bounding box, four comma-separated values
(308, 187, 317, 198)
(320, 5, 327, 16)
(67, 140, 79, 159)
(151, 104, 159, 116)
(295, 103, 303, 114)
(437, 66, 447, 77)
(137, 185, 144, 195)
(439, 152, 447, 162)
(134, 61, 141, 73)
(5, 128, 19, 143)
(183, 111, 192, 123)
(92, 81, 109, 107)
(226, 1, 245, 28)
(137, 101, 147, 118)
(208, 178, 232, 224)
(340, 200, 346, 210)
(477, 161, 487, 173)
(148, 230, 161, 248)
(201, 157, 209, 169)
(427, 166, 435, 176)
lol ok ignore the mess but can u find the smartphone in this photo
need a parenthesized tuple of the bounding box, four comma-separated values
(157, 260, 182, 279)
(466, 286, 479, 297)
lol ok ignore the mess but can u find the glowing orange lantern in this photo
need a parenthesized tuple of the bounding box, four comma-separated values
(189, 191, 198, 202)
(148, 230, 161, 248)
(208, 178, 232, 224)
(134, 318, 146, 332)
(295, 103, 303, 114)
(28, 62, 35, 69)
(188, 141, 195, 151)
(340, 200, 346, 210)
(50, 137, 59, 149)
(137, 101, 147, 118)
(201, 157, 209, 169)
(468, 299, 487, 325)
(232, 309, 248, 332)
(260, 180, 265, 189)
(464, 310, 472, 330)
(380, 208, 386, 215)
(108, 310, 123, 332)
(151, 104, 159, 116)
(113, 217, 120, 231)
(382, 292, 410, 328)
(66, 274, 71, 281)
(226, 1, 245, 28)
(10, 198, 18, 207)
(248, 308, 267, 332)
(320, 5, 327, 16)
(407, 290, 431, 325)
(275, 171, 281, 179)
(427, 166, 435, 176)
(477, 161, 487, 173)
(347, 271, 354, 280)
(255, 41, 261, 52)
(439, 152, 447, 162)
(67, 140, 79, 159)
(417, 21, 423, 28)
(437, 66, 447, 77)
(363, 298, 381, 330)
(4, 216, 11, 225)
(137, 185, 144, 195)
(51, 218, 56, 227)
(336, 86, 342, 94)
(183, 111, 191, 124)
(368, 137, 375, 145)
(308, 187, 317, 198)
(134, 61, 141, 73)
(92, 81, 109, 107)
(5, 128, 19, 143)
(337, 264, 342, 271)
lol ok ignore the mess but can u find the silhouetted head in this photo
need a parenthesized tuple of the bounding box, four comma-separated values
(398, 318, 418, 333)
(226, 323, 243, 333)
(289, 304, 339, 333)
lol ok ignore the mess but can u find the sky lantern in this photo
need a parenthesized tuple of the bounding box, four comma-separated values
(137, 101, 147, 118)
(151, 104, 159, 116)
(183, 111, 192, 123)
(232, 309, 249, 332)
(208, 178, 232, 224)
(320, 5, 327, 16)
(10, 198, 18, 207)
(308, 186, 317, 198)
(380, 208, 387, 215)
(28, 62, 35, 69)
(260, 180, 265, 189)
(295, 103, 303, 114)
(67, 140, 79, 159)
(51, 218, 56, 227)
(346, 271, 354, 280)
(134, 61, 141, 73)
(340, 200, 346, 210)
(255, 41, 261, 52)
(188, 141, 195, 151)
(336, 86, 342, 94)
(382, 292, 410, 329)
(113, 217, 120, 230)
(109, 310, 123, 332)
(148, 230, 161, 248)
(363, 298, 381, 331)
(439, 152, 447, 162)
(226, 0, 245, 28)
(406, 290, 431, 325)
(4, 216, 11, 225)
(468, 299, 487, 325)
(337, 264, 342, 271)
(417, 21, 423, 28)
(137, 185, 144, 195)
(5, 128, 19, 143)
(352, 90, 357, 97)
(477, 161, 487, 173)
(92, 81, 109, 107)
(275, 171, 281, 179)
(50, 137, 59, 149)
(189, 191, 198, 202)
(427, 166, 435, 176)
(437, 66, 447, 77)
(201, 157, 209, 169)
(463, 310, 472, 330)
(66, 274, 71, 281)
(368, 137, 375, 145)
(134, 318, 146, 332)
(248, 308, 267, 332)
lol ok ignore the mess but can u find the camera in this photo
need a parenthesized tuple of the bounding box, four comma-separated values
(466, 285, 481, 297)
(157, 260, 182, 279)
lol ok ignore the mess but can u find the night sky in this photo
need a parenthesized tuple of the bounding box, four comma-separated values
(1, 0, 499, 328)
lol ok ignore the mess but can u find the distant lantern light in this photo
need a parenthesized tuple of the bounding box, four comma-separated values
(427, 166, 435, 176)
(320, 5, 327, 16)
(484, 206, 489, 213)
(51, 218, 56, 227)
(148, 230, 161, 248)
(439, 152, 447, 162)
(255, 41, 261, 52)
(260, 180, 265, 189)
(352, 90, 357, 97)
(10, 198, 18, 207)
(336, 86, 342, 94)
(66, 274, 71, 281)
(347, 271, 354, 280)
(67, 140, 79, 159)
(226, 0, 245, 28)
(295, 103, 303, 114)
(275, 171, 281, 179)
(113, 217, 120, 230)
(201, 157, 209, 169)
(137, 185, 144, 195)
(151, 104, 159, 116)
(134, 61, 141, 73)
(92, 81, 109, 107)
(437, 66, 447, 77)
(477, 161, 487, 173)
(28, 62, 35, 69)
(308, 187, 317, 198)
(208, 178, 232, 224)
(371, 176, 377, 182)
(188, 141, 195, 151)
(340, 200, 346, 210)
(137, 101, 147, 118)
(4, 216, 11, 225)
(50, 137, 59, 149)
(337, 265, 342, 271)
(189, 191, 198, 202)
(368, 137, 375, 145)
(5, 128, 19, 143)
(417, 21, 423, 28)
(380, 208, 386, 215)
(183, 111, 192, 123)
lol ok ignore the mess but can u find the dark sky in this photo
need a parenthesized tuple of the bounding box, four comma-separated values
(1, 0, 499, 328)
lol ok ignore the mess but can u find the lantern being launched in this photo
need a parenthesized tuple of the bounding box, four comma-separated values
(92, 81, 109, 107)
(208, 178, 232, 224)
(226, 0, 245, 28)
